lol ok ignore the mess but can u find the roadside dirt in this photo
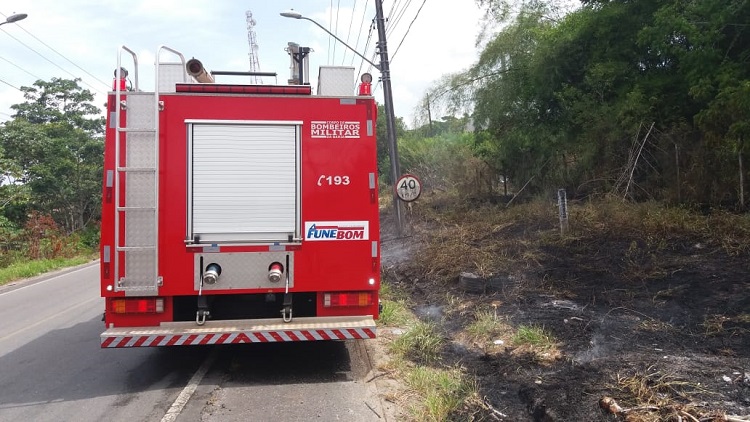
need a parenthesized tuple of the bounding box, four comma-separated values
(378, 198, 750, 421)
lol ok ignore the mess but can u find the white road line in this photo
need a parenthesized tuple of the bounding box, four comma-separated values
(0, 296, 100, 343)
(161, 347, 219, 422)
(0, 262, 98, 297)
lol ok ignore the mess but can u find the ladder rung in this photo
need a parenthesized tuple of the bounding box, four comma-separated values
(117, 167, 155, 172)
(117, 128, 156, 133)
(117, 206, 155, 211)
(116, 246, 156, 252)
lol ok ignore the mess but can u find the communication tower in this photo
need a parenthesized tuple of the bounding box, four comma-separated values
(246, 10, 261, 84)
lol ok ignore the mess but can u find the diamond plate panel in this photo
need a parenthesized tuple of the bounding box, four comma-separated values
(125, 132, 155, 168)
(158, 63, 188, 92)
(123, 286, 158, 297)
(122, 250, 156, 290)
(125, 93, 155, 130)
(317, 66, 355, 96)
(125, 210, 155, 247)
(194, 252, 295, 291)
(125, 172, 155, 208)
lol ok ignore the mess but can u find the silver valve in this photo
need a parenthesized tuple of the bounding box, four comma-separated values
(202, 263, 221, 285)
(268, 262, 284, 283)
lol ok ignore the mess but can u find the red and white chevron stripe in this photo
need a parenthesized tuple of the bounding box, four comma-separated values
(101, 327, 376, 348)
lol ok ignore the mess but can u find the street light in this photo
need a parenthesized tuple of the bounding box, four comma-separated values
(0, 13, 28, 27)
(280, 11, 381, 71)
(281, 8, 404, 235)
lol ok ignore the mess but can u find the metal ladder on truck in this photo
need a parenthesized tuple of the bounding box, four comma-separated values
(113, 46, 187, 296)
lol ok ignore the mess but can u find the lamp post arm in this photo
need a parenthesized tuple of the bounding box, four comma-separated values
(301, 17, 380, 71)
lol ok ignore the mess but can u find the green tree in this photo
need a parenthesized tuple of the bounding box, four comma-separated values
(424, 0, 750, 206)
(12, 78, 104, 133)
(0, 78, 104, 232)
(0, 121, 40, 223)
(375, 103, 407, 184)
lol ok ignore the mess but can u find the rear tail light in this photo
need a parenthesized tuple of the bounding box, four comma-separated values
(323, 292, 373, 307)
(109, 298, 164, 314)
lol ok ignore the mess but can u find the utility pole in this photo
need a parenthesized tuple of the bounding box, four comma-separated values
(374, 0, 403, 235)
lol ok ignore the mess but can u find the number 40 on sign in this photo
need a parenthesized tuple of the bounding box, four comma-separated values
(395, 174, 422, 202)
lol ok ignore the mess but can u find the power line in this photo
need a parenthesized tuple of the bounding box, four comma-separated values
(373, 79, 382, 95)
(356, 19, 376, 74)
(342, 0, 357, 65)
(0, 11, 108, 91)
(0, 55, 43, 80)
(0, 27, 107, 96)
(387, 0, 413, 36)
(391, 0, 428, 62)
(332, 0, 341, 64)
(364, 48, 379, 75)
(364, 31, 379, 75)
(0, 78, 21, 91)
(360, 14, 379, 74)
(393, 0, 415, 33)
(351, 0, 371, 66)
(328, 0, 333, 63)
(386, 0, 402, 22)
(370, 0, 428, 94)
(13, 23, 110, 89)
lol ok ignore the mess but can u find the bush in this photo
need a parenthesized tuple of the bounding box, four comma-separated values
(79, 223, 101, 249)
(0, 215, 23, 268)
(24, 211, 61, 259)
(391, 321, 444, 364)
(0, 212, 97, 269)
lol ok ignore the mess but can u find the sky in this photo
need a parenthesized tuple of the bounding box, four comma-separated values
(0, 0, 485, 127)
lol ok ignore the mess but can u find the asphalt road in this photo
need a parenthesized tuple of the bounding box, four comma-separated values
(0, 263, 389, 422)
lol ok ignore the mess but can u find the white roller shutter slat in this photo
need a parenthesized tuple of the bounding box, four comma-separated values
(191, 124, 298, 241)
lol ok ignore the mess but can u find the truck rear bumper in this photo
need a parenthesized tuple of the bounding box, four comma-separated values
(101, 315, 376, 348)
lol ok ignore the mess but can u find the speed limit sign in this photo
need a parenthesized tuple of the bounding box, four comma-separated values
(395, 174, 422, 202)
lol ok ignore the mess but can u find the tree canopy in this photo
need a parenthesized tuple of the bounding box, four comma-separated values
(0, 78, 104, 232)
(422, 0, 750, 207)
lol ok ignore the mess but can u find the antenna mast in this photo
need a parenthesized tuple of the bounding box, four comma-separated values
(246, 10, 261, 84)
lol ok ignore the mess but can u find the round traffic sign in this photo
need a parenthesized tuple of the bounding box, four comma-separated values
(395, 174, 422, 202)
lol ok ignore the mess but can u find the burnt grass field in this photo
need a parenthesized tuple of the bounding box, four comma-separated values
(379, 195, 750, 421)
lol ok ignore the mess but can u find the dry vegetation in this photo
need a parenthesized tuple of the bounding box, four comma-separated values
(377, 193, 750, 421)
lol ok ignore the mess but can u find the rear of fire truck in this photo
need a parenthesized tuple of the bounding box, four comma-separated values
(99, 45, 380, 348)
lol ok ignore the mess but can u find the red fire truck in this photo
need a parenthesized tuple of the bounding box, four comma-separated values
(100, 46, 380, 347)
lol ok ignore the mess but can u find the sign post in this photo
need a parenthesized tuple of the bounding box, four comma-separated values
(557, 188, 569, 235)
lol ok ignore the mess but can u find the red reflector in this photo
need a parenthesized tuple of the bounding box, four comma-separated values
(175, 84, 312, 95)
(323, 292, 373, 307)
(109, 298, 164, 314)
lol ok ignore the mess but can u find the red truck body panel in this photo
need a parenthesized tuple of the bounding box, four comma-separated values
(100, 82, 380, 346)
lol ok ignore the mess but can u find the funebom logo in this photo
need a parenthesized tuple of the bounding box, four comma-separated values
(304, 221, 369, 241)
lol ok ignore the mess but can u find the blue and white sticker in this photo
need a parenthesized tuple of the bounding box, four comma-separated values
(305, 221, 369, 241)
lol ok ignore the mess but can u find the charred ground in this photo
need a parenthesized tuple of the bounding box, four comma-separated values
(377, 195, 750, 421)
